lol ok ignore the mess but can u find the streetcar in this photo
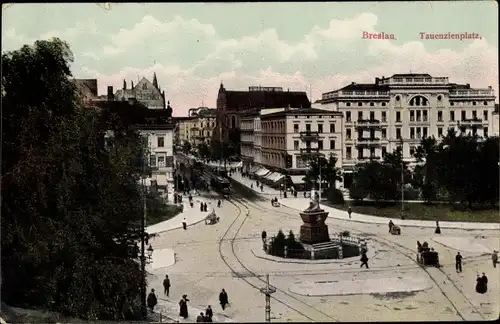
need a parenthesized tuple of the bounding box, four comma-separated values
(211, 176, 231, 196)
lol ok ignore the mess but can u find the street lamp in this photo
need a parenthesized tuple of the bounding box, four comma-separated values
(400, 137, 404, 220)
(147, 244, 154, 261)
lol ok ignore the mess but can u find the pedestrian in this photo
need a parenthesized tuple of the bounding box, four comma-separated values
(163, 274, 171, 296)
(347, 206, 352, 219)
(219, 288, 229, 310)
(360, 250, 369, 268)
(196, 312, 205, 322)
(182, 218, 187, 230)
(481, 272, 488, 293)
(179, 294, 189, 319)
(205, 305, 213, 321)
(434, 220, 441, 234)
(200, 202, 204, 212)
(492, 251, 498, 268)
(147, 288, 158, 313)
(251, 183, 253, 189)
(217, 199, 221, 208)
(388, 220, 394, 233)
(261, 184, 264, 192)
(204, 202, 208, 211)
(455, 252, 463, 273)
(261, 230, 267, 244)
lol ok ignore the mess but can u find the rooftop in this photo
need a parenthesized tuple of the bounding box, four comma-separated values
(261, 107, 342, 119)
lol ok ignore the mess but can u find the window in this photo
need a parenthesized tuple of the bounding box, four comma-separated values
(484, 110, 488, 121)
(396, 128, 401, 139)
(448, 127, 455, 135)
(450, 111, 455, 121)
(438, 111, 443, 121)
(410, 110, 415, 121)
(150, 155, 156, 167)
(346, 112, 351, 122)
(396, 95, 401, 101)
(330, 123, 336, 133)
(423, 110, 428, 121)
(306, 124, 311, 132)
(437, 95, 442, 101)
(358, 102, 362, 106)
(318, 140, 323, 150)
(396, 111, 401, 122)
(346, 129, 352, 139)
(318, 124, 323, 133)
(346, 147, 352, 159)
(410, 146, 415, 156)
(294, 124, 299, 133)
(472, 110, 477, 119)
(382, 102, 386, 106)
(157, 136, 165, 147)
(346, 102, 351, 107)
(357, 148, 363, 159)
(358, 111, 363, 120)
(416, 127, 421, 139)
(483, 101, 488, 106)
(416, 110, 421, 122)
(484, 127, 489, 137)
(158, 156, 165, 167)
(370, 102, 374, 106)
(423, 127, 428, 138)
(305, 141, 311, 149)
(473, 101, 477, 106)
(382, 112, 386, 122)
(438, 127, 443, 137)
(330, 140, 335, 150)
(381, 129, 387, 139)
(370, 111, 375, 120)
(382, 146, 387, 157)
(294, 140, 299, 150)
(370, 147, 375, 157)
(410, 127, 415, 139)
(461, 110, 466, 121)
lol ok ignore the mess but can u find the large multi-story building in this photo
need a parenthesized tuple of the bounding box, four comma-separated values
(214, 83, 311, 142)
(114, 73, 166, 109)
(320, 73, 498, 187)
(244, 107, 343, 189)
(174, 107, 217, 147)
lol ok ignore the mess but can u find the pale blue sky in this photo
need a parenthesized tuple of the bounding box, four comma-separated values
(2, 2, 498, 116)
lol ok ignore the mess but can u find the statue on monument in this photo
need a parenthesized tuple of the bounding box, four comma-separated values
(304, 189, 321, 212)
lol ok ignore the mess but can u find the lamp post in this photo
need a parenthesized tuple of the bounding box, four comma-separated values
(400, 137, 404, 220)
(318, 155, 322, 202)
(259, 274, 276, 322)
(140, 145, 148, 319)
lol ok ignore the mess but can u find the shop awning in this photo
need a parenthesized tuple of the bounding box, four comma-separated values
(255, 168, 270, 177)
(264, 172, 277, 180)
(249, 165, 260, 173)
(273, 173, 285, 182)
(289, 175, 306, 184)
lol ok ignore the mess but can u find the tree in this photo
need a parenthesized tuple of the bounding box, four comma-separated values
(303, 154, 342, 192)
(1, 38, 146, 320)
(181, 140, 192, 154)
(413, 136, 440, 201)
(196, 141, 211, 160)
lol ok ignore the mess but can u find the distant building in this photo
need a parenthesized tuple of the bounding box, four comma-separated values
(114, 73, 166, 110)
(174, 107, 217, 148)
(214, 82, 311, 146)
(73, 78, 98, 104)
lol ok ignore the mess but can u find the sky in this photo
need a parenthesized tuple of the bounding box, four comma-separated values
(2, 2, 498, 117)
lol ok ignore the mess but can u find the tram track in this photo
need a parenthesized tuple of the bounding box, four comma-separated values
(217, 196, 340, 322)
(236, 196, 489, 321)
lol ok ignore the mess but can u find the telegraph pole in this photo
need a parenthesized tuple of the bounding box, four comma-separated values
(318, 155, 322, 202)
(259, 274, 276, 322)
(400, 137, 404, 220)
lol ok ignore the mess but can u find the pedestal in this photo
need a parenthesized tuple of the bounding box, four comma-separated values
(299, 210, 330, 244)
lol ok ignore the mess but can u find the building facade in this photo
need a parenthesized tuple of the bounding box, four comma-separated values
(214, 83, 311, 143)
(114, 73, 166, 110)
(320, 74, 498, 186)
(174, 108, 217, 148)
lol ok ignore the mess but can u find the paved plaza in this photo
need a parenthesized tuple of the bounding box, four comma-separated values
(145, 177, 499, 322)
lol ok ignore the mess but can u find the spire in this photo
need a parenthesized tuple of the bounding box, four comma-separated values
(131, 80, 134, 88)
(123, 79, 127, 90)
(220, 81, 224, 89)
(153, 72, 158, 89)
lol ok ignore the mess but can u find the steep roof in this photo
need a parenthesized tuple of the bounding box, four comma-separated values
(224, 90, 311, 110)
(391, 73, 432, 78)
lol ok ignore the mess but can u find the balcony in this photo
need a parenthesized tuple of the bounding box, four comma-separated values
(458, 118, 484, 128)
(449, 90, 495, 97)
(300, 147, 323, 157)
(356, 137, 381, 148)
(356, 119, 381, 129)
(321, 90, 390, 100)
(300, 131, 320, 141)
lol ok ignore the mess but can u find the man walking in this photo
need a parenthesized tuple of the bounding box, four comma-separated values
(147, 289, 158, 313)
(492, 251, 498, 268)
(347, 206, 352, 219)
(360, 250, 369, 269)
(455, 252, 463, 273)
(219, 288, 229, 310)
(163, 274, 171, 296)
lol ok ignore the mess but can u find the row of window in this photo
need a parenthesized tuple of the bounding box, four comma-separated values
(293, 123, 337, 133)
(293, 139, 337, 151)
(149, 155, 174, 168)
(344, 126, 489, 140)
(345, 109, 490, 123)
(342, 100, 491, 107)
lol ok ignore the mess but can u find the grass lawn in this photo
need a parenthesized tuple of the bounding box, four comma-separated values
(146, 204, 183, 226)
(327, 201, 499, 223)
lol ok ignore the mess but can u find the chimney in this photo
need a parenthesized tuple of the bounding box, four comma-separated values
(123, 80, 127, 90)
(107, 86, 114, 101)
(288, 88, 289, 92)
(351, 82, 355, 85)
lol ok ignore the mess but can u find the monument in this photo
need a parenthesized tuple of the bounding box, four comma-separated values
(299, 192, 330, 244)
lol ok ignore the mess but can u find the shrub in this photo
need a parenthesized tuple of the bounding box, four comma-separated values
(269, 230, 286, 257)
(326, 187, 345, 204)
(403, 187, 420, 201)
(341, 230, 350, 237)
(349, 183, 366, 201)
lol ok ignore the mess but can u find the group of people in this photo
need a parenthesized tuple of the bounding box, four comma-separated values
(146, 274, 231, 322)
(476, 273, 489, 294)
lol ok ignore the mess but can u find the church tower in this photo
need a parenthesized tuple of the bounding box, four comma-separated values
(152, 72, 158, 89)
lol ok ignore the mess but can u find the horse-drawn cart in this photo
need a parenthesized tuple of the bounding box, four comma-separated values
(417, 248, 440, 267)
(205, 211, 219, 225)
(390, 225, 401, 235)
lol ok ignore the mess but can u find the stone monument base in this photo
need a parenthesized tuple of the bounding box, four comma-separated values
(299, 210, 330, 244)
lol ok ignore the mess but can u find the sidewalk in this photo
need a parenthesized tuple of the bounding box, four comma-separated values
(147, 195, 215, 235)
(229, 174, 500, 231)
(281, 198, 500, 230)
(152, 298, 235, 323)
